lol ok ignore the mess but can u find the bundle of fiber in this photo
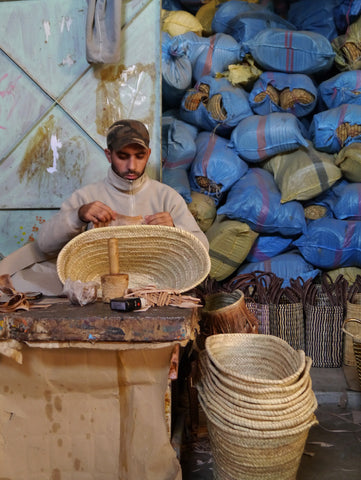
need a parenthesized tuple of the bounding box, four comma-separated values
(197, 333, 318, 480)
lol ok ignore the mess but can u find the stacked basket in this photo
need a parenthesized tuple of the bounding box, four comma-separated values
(197, 333, 318, 480)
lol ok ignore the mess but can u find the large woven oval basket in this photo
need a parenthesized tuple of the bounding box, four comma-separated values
(198, 352, 313, 407)
(205, 333, 306, 386)
(57, 225, 211, 293)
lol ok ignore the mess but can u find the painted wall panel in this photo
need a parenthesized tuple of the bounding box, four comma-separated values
(0, 50, 53, 159)
(0, 0, 90, 98)
(0, 0, 161, 257)
(0, 210, 55, 258)
(0, 106, 107, 208)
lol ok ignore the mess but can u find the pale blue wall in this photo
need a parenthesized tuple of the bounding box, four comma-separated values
(0, 0, 161, 257)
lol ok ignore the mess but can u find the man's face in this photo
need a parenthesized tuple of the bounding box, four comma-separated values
(105, 143, 151, 181)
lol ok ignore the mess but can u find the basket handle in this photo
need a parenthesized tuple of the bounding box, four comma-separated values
(342, 317, 361, 339)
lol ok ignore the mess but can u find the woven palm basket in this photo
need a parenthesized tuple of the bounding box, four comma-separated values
(201, 291, 259, 335)
(198, 355, 314, 411)
(57, 225, 211, 293)
(198, 352, 315, 414)
(198, 387, 317, 480)
(205, 333, 306, 386)
(204, 354, 311, 400)
(198, 379, 317, 430)
(342, 318, 361, 388)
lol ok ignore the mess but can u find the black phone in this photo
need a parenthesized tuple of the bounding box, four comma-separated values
(110, 297, 144, 312)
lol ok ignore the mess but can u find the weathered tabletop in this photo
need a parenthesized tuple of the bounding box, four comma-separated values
(0, 298, 200, 344)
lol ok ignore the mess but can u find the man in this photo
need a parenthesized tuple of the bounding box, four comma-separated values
(37, 119, 208, 255)
(0, 119, 208, 295)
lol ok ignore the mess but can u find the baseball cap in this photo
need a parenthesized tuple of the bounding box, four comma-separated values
(106, 119, 150, 151)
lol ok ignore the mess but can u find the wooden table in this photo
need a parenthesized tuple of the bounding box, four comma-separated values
(0, 299, 200, 480)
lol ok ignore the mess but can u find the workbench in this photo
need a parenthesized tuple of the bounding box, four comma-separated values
(0, 298, 200, 480)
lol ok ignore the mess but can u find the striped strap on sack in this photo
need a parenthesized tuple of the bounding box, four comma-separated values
(284, 30, 294, 72)
(201, 35, 215, 78)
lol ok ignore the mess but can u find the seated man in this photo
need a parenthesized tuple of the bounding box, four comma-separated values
(0, 119, 208, 295)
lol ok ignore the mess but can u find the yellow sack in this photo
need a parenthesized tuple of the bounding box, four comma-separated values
(206, 215, 258, 281)
(217, 56, 263, 90)
(332, 16, 361, 71)
(195, 0, 229, 37)
(335, 142, 361, 182)
(188, 191, 217, 232)
(327, 267, 361, 285)
(263, 141, 342, 203)
(161, 9, 203, 36)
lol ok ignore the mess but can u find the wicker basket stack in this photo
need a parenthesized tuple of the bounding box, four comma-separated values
(197, 333, 318, 480)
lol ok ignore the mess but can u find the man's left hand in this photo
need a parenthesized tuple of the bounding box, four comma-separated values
(144, 212, 174, 226)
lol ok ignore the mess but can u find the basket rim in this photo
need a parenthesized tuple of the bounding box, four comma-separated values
(205, 333, 306, 386)
(342, 318, 361, 343)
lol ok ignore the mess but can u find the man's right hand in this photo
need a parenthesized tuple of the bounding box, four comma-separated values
(78, 201, 117, 225)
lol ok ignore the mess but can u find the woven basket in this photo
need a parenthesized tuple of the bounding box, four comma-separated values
(198, 381, 317, 430)
(208, 423, 312, 480)
(197, 334, 318, 480)
(344, 293, 361, 366)
(204, 352, 312, 400)
(269, 302, 305, 351)
(245, 299, 270, 335)
(342, 318, 361, 388)
(201, 292, 259, 335)
(198, 352, 314, 408)
(279, 87, 315, 109)
(205, 333, 306, 386)
(305, 293, 344, 368)
(56, 225, 210, 293)
(198, 357, 315, 416)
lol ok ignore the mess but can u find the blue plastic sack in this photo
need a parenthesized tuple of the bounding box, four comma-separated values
(294, 217, 361, 268)
(230, 112, 309, 162)
(162, 117, 198, 169)
(334, 0, 361, 34)
(162, 167, 192, 204)
(189, 131, 248, 205)
(170, 32, 241, 82)
(241, 28, 335, 75)
(235, 250, 320, 288)
(303, 178, 348, 219)
(169, 32, 209, 65)
(310, 104, 361, 153)
(180, 75, 252, 137)
(246, 234, 293, 263)
(162, 32, 193, 108)
(331, 181, 361, 220)
(318, 71, 361, 109)
(217, 168, 306, 236)
(191, 33, 242, 82)
(249, 72, 318, 117)
(227, 10, 295, 44)
(212, 0, 266, 33)
(287, 0, 339, 41)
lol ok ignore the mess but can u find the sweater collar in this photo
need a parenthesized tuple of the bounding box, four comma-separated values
(107, 167, 148, 194)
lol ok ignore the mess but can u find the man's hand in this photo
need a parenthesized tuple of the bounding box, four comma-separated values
(144, 212, 174, 227)
(78, 201, 117, 225)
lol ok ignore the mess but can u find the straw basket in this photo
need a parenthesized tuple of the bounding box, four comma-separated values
(205, 333, 306, 386)
(342, 318, 361, 387)
(196, 333, 318, 480)
(201, 290, 258, 335)
(344, 293, 361, 366)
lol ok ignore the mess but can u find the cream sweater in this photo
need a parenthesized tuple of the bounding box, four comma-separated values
(37, 168, 209, 255)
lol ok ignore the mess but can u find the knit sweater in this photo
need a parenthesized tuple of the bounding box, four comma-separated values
(37, 168, 209, 255)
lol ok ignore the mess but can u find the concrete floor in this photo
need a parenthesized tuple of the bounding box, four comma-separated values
(179, 366, 361, 480)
